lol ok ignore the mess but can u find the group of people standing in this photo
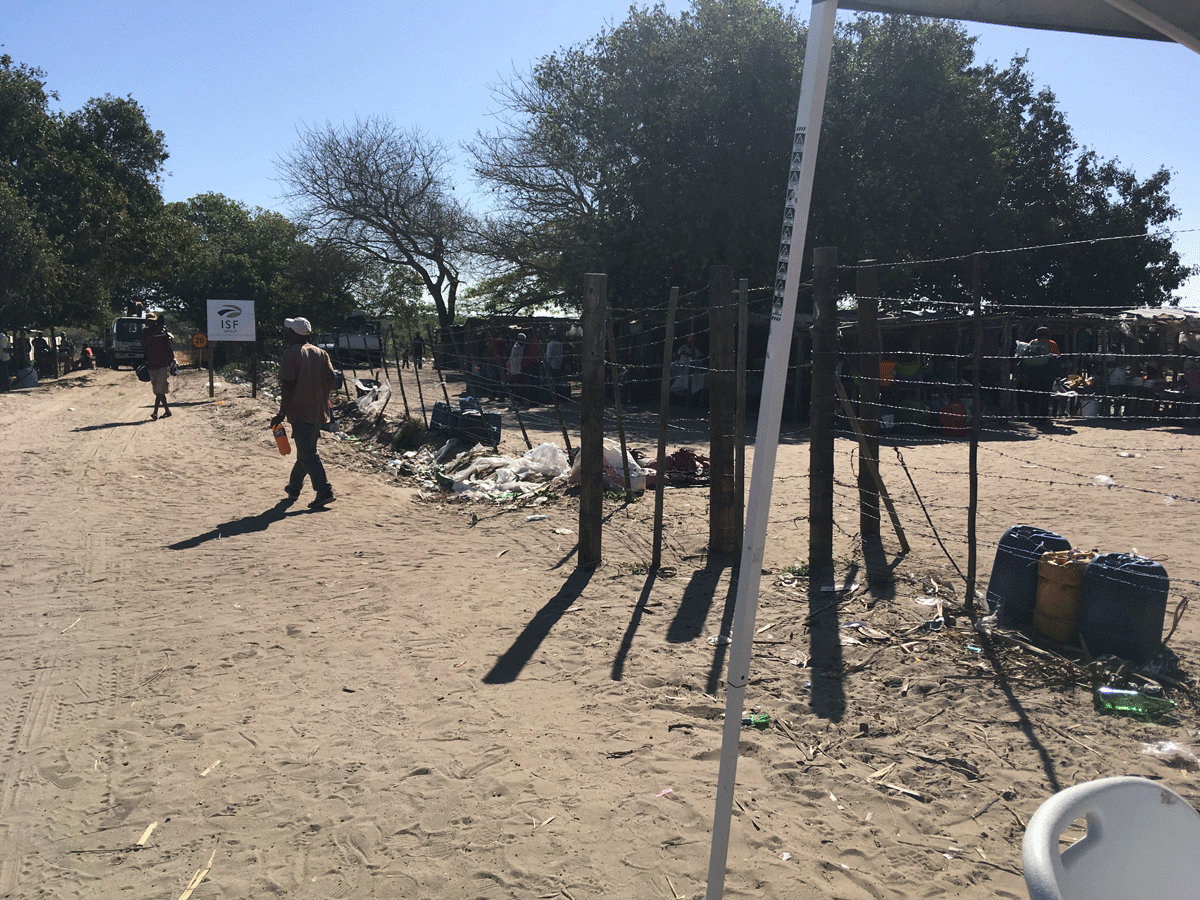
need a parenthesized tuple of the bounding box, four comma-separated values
(0, 331, 97, 391)
(480, 328, 567, 405)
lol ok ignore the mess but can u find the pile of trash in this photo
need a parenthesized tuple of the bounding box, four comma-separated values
(394, 442, 572, 502)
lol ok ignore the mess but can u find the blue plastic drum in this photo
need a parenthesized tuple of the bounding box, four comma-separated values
(1077, 553, 1169, 664)
(987, 526, 1072, 627)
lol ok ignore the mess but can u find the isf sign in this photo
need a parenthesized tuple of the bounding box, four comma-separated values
(206, 300, 256, 342)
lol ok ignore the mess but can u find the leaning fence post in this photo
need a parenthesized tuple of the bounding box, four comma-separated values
(389, 327, 411, 420)
(412, 341, 428, 428)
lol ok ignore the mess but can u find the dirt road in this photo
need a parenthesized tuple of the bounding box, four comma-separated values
(1, 366, 1196, 899)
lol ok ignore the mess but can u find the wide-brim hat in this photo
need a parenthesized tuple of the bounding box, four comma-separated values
(285, 317, 312, 335)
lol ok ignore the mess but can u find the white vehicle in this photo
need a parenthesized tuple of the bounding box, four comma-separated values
(106, 317, 146, 369)
(333, 311, 383, 368)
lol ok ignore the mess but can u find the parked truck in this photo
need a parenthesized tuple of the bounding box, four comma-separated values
(332, 311, 383, 369)
(106, 317, 146, 369)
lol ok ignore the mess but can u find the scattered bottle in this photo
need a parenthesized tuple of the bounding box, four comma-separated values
(1093, 686, 1176, 721)
(741, 714, 770, 730)
(272, 423, 291, 455)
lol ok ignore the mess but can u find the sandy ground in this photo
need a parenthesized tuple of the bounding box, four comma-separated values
(1, 364, 1197, 900)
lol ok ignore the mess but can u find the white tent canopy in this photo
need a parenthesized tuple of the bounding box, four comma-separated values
(839, 0, 1200, 52)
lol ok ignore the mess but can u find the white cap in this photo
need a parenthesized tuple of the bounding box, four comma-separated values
(285, 317, 312, 335)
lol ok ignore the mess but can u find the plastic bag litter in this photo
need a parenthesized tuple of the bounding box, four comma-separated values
(354, 378, 391, 415)
(450, 443, 571, 499)
(568, 439, 646, 492)
(1140, 740, 1199, 771)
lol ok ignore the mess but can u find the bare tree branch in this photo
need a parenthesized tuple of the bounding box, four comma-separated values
(277, 117, 472, 327)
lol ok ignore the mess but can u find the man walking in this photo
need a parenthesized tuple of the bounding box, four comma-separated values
(272, 317, 338, 509)
(141, 314, 174, 419)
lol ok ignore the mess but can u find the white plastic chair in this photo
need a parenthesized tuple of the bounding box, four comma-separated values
(1022, 775, 1200, 900)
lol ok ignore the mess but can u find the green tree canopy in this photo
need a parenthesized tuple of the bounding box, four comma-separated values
(154, 193, 368, 334)
(469, 2, 1192, 315)
(0, 55, 172, 329)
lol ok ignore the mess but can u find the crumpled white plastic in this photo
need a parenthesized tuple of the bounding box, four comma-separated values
(450, 443, 571, 500)
(354, 378, 391, 416)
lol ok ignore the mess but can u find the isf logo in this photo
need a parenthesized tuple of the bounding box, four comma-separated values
(217, 304, 243, 331)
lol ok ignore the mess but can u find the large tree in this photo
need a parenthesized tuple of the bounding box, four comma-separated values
(469, 0, 803, 312)
(0, 55, 171, 328)
(0, 56, 66, 326)
(277, 119, 471, 330)
(469, 2, 1192, 314)
(816, 15, 1191, 310)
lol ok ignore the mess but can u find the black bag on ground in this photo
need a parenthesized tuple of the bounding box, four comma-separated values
(135, 364, 151, 382)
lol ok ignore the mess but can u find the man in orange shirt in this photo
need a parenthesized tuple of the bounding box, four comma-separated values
(272, 317, 338, 509)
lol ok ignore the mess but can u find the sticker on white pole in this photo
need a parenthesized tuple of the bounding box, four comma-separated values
(206, 300, 256, 342)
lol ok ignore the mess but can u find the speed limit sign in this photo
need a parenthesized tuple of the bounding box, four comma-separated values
(191, 332, 208, 349)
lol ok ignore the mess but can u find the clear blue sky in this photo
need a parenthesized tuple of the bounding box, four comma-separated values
(7, 0, 1198, 305)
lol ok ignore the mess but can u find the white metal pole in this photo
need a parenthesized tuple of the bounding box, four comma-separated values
(1100, 0, 1200, 54)
(703, 2, 840, 897)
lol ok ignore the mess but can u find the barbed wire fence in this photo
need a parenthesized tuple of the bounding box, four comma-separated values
(408, 228, 1200, 628)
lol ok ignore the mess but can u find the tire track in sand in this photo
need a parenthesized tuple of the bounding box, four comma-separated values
(0, 654, 61, 895)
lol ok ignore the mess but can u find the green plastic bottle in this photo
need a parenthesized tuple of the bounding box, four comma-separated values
(741, 714, 770, 730)
(1093, 686, 1175, 720)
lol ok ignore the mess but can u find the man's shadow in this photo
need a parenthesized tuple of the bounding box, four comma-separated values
(72, 421, 144, 433)
(168, 500, 301, 550)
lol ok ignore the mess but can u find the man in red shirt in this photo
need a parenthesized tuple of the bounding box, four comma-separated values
(140, 314, 175, 420)
(271, 317, 338, 509)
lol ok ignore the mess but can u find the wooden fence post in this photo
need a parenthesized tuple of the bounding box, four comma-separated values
(735, 278, 749, 563)
(709, 266, 737, 557)
(652, 287, 679, 571)
(856, 261, 880, 541)
(389, 327, 411, 419)
(412, 345, 428, 428)
(579, 274, 607, 569)
(809, 247, 837, 571)
(607, 318, 635, 504)
(966, 253, 983, 614)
